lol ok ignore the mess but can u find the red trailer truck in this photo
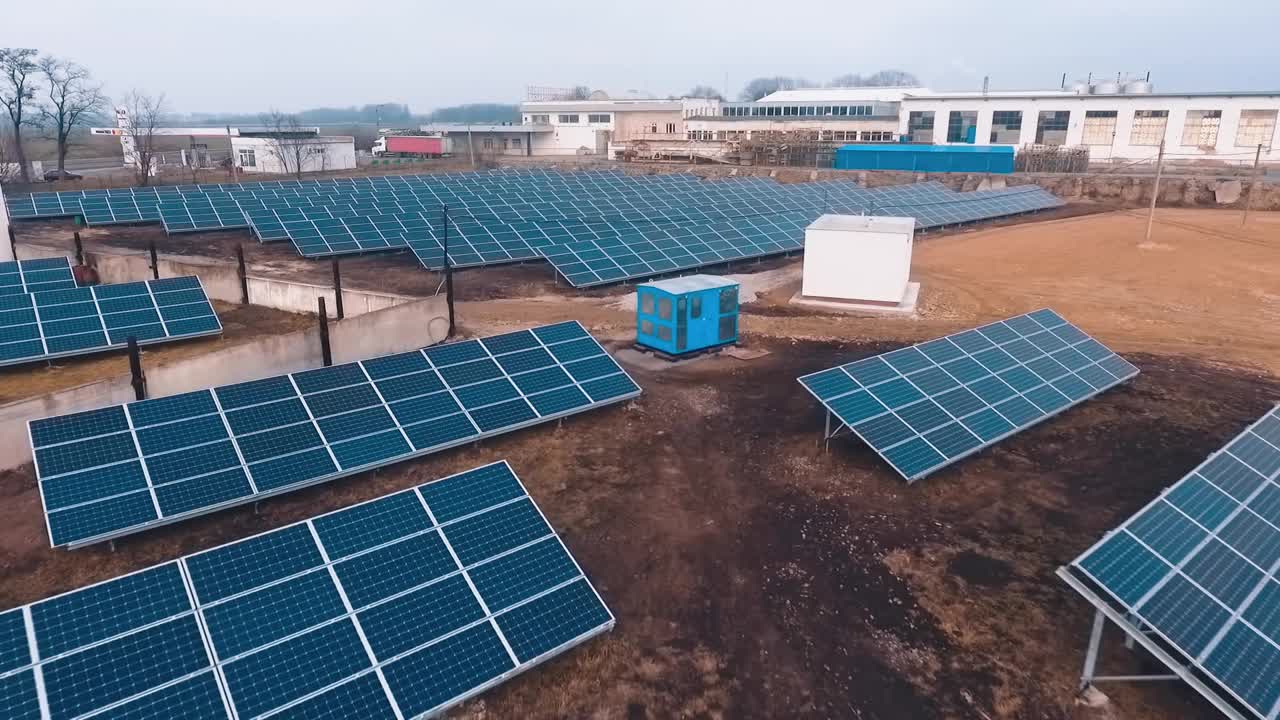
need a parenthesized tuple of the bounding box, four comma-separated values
(372, 135, 450, 158)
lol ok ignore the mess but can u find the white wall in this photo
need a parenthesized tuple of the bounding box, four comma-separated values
(0, 194, 12, 263)
(802, 215, 914, 304)
(898, 95, 1280, 161)
(233, 137, 357, 174)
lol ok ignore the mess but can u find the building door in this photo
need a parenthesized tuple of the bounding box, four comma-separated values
(676, 297, 688, 352)
(595, 130, 610, 155)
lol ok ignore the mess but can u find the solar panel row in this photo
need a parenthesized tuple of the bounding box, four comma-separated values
(0, 276, 221, 368)
(0, 257, 78, 297)
(31, 320, 641, 547)
(1062, 404, 1280, 720)
(0, 461, 615, 720)
(798, 309, 1139, 481)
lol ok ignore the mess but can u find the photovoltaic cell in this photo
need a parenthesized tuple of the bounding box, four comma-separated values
(1061, 404, 1280, 720)
(797, 309, 1138, 481)
(31, 321, 641, 547)
(0, 461, 614, 720)
(0, 257, 79, 296)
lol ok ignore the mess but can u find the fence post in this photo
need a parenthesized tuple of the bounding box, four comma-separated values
(148, 238, 159, 280)
(7, 226, 16, 260)
(318, 297, 332, 367)
(442, 206, 455, 338)
(73, 231, 84, 266)
(127, 337, 146, 401)
(332, 259, 344, 320)
(235, 244, 249, 304)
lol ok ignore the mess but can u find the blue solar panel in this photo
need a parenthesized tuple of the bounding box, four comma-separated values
(798, 309, 1138, 481)
(1061, 404, 1280, 720)
(0, 461, 614, 719)
(31, 321, 641, 547)
(0, 257, 79, 297)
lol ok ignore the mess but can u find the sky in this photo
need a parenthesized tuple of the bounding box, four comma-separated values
(5, 0, 1278, 115)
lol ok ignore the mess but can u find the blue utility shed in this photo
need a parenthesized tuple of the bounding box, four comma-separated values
(637, 275, 739, 356)
(835, 144, 1015, 173)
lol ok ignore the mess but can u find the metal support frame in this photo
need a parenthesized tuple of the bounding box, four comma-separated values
(318, 297, 332, 367)
(127, 337, 146, 401)
(235, 244, 249, 304)
(148, 239, 159, 280)
(331, 259, 344, 320)
(1079, 608, 1183, 685)
(73, 231, 84, 266)
(442, 205, 455, 338)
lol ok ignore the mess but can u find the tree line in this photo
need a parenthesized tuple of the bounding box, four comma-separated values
(1, 48, 110, 183)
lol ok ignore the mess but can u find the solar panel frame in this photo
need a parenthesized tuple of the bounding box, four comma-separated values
(797, 309, 1139, 481)
(1058, 404, 1280, 720)
(31, 321, 641, 548)
(0, 257, 78, 296)
(0, 460, 616, 720)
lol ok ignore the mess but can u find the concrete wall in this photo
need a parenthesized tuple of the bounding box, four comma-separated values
(0, 294, 450, 470)
(14, 242, 419, 317)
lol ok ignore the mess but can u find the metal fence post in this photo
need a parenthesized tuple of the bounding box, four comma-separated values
(442, 205, 455, 337)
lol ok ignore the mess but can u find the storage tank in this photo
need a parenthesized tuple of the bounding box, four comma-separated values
(1091, 81, 1121, 95)
(1069, 81, 1090, 94)
(1124, 80, 1153, 94)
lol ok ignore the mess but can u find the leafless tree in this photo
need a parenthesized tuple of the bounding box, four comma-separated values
(119, 90, 165, 186)
(0, 48, 40, 183)
(260, 110, 326, 180)
(0, 129, 21, 184)
(37, 57, 106, 174)
(686, 85, 724, 101)
(828, 70, 920, 88)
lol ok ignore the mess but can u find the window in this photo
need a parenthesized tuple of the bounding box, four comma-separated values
(1181, 110, 1222, 147)
(482, 137, 493, 150)
(1035, 110, 1070, 145)
(511, 137, 522, 149)
(1082, 110, 1117, 146)
(719, 287, 737, 314)
(947, 111, 978, 143)
(657, 325, 672, 342)
(640, 320, 654, 336)
(666, 122, 676, 134)
(860, 131, 893, 142)
(657, 297, 672, 320)
(1236, 109, 1277, 148)
(718, 315, 736, 342)
(1130, 110, 1169, 146)
(530, 114, 549, 124)
(691, 296, 702, 319)
(557, 114, 579, 124)
(587, 113, 611, 123)
(990, 111, 1024, 144)
(907, 111, 934, 143)
(641, 293, 655, 314)
(237, 148, 256, 167)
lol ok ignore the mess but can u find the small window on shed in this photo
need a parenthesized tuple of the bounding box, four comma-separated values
(640, 319, 654, 335)
(719, 288, 737, 314)
(657, 297, 672, 320)
(640, 293, 655, 315)
(719, 315, 737, 342)
(657, 325, 672, 341)
(691, 296, 703, 319)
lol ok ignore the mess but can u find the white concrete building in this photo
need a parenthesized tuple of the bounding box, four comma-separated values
(683, 87, 910, 143)
(417, 123, 554, 158)
(231, 134, 356, 174)
(896, 88, 1280, 162)
(518, 99, 714, 155)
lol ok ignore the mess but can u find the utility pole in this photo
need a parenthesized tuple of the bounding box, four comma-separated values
(1242, 143, 1263, 226)
(1144, 139, 1165, 242)
(442, 206, 455, 337)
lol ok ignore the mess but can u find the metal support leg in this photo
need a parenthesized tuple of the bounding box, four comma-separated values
(1081, 608, 1106, 688)
(824, 411, 831, 452)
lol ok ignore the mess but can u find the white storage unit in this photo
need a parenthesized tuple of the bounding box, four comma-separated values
(802, 214, 915, 304)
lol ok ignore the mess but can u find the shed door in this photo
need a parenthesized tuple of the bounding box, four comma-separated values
(676, 297, 688, 351)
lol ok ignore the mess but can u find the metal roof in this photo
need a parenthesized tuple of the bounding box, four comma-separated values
(757, 87, 918, 103)
(641, 274, 739, 294)
(418, 123, 554, 133)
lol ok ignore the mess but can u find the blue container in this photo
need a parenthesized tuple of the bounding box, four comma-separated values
(834, 144, 1015, 174)
(636, 275, 739, 355)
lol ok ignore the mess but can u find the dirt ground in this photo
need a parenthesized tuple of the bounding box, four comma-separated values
(0, 302, 313, 404)
(0, 207, 1277, 719)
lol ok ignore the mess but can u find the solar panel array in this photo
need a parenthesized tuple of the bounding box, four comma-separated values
(31, 320, 641, 547)
(1, 276, 221, 368)
(0, 257, 78, 296)
(798, 309, 1139, 481)
(0, 460, 615, 720)
(3, 169, 1063, 283)
(1062, 405, 1280, 719)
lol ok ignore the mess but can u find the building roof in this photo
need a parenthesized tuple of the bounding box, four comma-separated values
(419, 123, 554, 134)
(641, 274, 738, 293)
(808, 213, 916, 233)
(521, 100, 683, 113)
(901, 89, 1280, 100)
(757, 87, 919, 103)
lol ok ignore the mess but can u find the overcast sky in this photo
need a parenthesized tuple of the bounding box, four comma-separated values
(5, 0, 1277, 115)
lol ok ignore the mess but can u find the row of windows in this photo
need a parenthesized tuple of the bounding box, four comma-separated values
(688, 129, 894, 142)
(527, 113, 612, 125)
(479, 137, 523, 150)
(907, 108, 1278, 148)
(720, 104, 876, 118)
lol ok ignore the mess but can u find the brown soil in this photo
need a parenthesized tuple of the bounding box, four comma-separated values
(0, 207, 1277, 720)
(0, 302, 313, 404)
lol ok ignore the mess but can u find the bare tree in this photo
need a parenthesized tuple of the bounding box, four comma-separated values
(569, 85, 592, 100)
(0, 48, 40, 183)
(686, 85, 724, 100)
(828, 70, 920, 88)
(0, 129, 21, 184)
(738, 76, 812, 102)
(37, 57, 106, 175)
(119, 90, 165, 186)
(260, 110, 326, 180)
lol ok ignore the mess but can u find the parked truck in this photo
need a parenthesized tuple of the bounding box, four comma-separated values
(371, 135, 451, 158)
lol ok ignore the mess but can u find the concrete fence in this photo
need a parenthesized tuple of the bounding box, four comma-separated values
(15, 242, 419, 317)
(0, 294, 450, 470)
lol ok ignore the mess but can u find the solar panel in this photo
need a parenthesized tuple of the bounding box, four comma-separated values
(0, 276, 221, 368)
(31, 320, 642, 547)
(0, 257, 79, 296)
(0, 460, 615, 719)
(1059, 404, 1280, 720)
(797, 309, 1139, 481)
